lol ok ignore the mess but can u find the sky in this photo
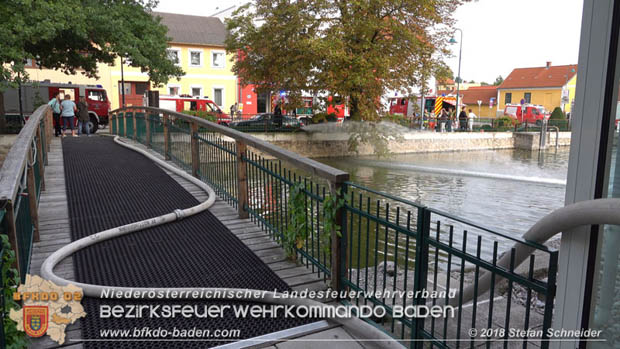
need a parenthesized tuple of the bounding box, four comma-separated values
(155, 0, 584, 84)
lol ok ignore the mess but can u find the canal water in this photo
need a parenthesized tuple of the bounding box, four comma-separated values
(316, 148, 569, 263)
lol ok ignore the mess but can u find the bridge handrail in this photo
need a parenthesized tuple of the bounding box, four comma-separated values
(0, 104, 50, 204)
(110, 106, 349, 184)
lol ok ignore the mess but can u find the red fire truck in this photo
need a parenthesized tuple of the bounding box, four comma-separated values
(503, 104, 549, 125)
(4, 81, 111, 133)
(158, 95, 232, 125)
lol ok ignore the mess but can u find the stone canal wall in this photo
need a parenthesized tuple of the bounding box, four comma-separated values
(249, 131, 572, 158)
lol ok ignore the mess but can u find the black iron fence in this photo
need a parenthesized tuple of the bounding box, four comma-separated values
(111, 107, 558, 348)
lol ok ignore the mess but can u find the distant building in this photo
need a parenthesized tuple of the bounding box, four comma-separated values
(497, 62, 577, 113)
(25, 12, 236, 110)
(460, 86, 498, 118)
(436, 78, 481, 93)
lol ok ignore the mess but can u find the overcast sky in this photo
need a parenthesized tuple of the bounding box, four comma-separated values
(155, 0, 584, 84)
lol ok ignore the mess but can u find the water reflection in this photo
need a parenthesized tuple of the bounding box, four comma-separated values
(318, 148, 569, 242)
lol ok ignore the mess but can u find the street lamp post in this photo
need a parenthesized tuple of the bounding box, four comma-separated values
(450, 29, 463, 116)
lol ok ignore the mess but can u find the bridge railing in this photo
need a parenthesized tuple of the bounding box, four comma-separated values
(110, 107, 557, 348)
(0, 104, 53, 345)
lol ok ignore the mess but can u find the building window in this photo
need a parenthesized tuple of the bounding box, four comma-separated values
(524, 92, 531, 104)
(167, 49, 181, 66)
(119, 83, 131, 96)
(168, 86, 180, 95)
(25, 58, 37, 68)
(191, 86, 202, 97)
(213, 88, 223, 106)
(505, 92, 512, 104)
(212, 51, 225, 68)
(135, 82, 149, 96)
(189, 50, 202, 67)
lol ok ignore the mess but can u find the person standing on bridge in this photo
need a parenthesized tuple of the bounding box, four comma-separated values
(77, 97, 90, 136)
(48, 92, 61, 137)
(60, 94, 78, 137)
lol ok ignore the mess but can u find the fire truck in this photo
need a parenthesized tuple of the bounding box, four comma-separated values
(3, 81, 111, 133)
(389, 95, 463, 117)
(503, 104, 549, 125)
(158, 95, 232, 125)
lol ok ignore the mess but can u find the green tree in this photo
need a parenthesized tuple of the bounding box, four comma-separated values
(493, 75, 504, 86)
(0, 0, 184, 132)
(550, 106, 565, 119)
(226, 0, 465, 120)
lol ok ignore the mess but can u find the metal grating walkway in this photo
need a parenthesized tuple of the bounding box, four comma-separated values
(61, 136, 314, 348)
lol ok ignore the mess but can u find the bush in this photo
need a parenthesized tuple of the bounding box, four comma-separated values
(550, 107, 565, 120)
(494, 116, 516, 128)
(182, 110, 217, 122)
(311, 112, 338, 124)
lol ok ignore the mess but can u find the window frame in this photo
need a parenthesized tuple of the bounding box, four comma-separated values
(524, 92, 532, 104)
(167, 48, 182, 67)
(212, 86, 225, 107)
(167, 84, 181, 96)
(188, 49, 203, 68)
(211, 50, 226, 69)
(190, 85, 203, 98)
(505, 92, 512, 104)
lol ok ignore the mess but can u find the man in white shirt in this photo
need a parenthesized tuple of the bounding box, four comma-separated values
(467, 109, 477, 132)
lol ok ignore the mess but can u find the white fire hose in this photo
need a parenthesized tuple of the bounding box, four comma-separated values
(40, 136, 400, 348)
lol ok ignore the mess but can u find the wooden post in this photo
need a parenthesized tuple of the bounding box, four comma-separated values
(26, 155, 40, 242)
(236, 141, 249, 219)
(330, 181, 347, 294)
(36, 131, 45, 192)
(191, 122, 200, 178)
(163, 114, 170, 160)
(123, 112, 128, 138)
(3, 202, 21, 274)
(145, 111, 151, 148)
(133, 111, 138, 140)
(45, 108, 52, 150)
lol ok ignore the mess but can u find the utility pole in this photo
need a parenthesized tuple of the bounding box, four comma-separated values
(450, 29, 464, 116)
(120, 56, 126, 108)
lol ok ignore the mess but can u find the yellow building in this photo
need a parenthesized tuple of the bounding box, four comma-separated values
(25, 12, 237, 111)
(497, 62, 578, 114)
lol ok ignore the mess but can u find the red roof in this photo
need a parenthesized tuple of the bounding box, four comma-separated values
(437, 78, 455, 85)
(499, 64, 577, 89)
(461, 86, 498, 105)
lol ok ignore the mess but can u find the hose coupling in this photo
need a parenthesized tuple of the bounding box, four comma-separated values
(174, 209, 186, 220)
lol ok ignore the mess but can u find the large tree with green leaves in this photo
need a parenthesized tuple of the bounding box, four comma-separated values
(226, 0, 465, 120)
(0, 0, 183, 132)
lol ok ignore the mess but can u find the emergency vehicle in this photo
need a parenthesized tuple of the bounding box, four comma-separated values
(503, 104, 549, 125)
(4, 81, 111, 133)
(158, 95, 232, 125)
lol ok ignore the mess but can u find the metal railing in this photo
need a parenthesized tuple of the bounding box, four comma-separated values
(0, 104, 53, 347)
(110, 106, 557, 348)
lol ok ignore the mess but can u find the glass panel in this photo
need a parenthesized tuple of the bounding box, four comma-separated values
(135, 82, 148, 96)
(190, 51, 201, 66)
(212, 52, 223, 67)
(119, 83, 131, 96)
(590, 28, 620, 347)
(192, 88, 201, 97)
(167, 50, 179, 64)
(214, 89, 223, 106)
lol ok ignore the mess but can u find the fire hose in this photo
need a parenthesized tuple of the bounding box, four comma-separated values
(40, 136, 400, 348)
